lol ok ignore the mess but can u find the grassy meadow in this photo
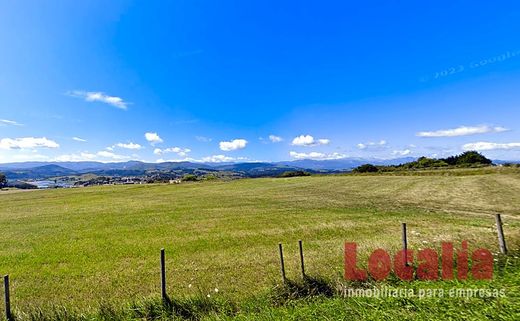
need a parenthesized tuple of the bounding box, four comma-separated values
(1, 168, 519, 320)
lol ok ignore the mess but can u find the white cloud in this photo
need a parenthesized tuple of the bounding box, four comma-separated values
(291, 135, 330, 147)
(417, 125, 508, 138)
(289, 151, 345, 160)
(54, 152, 97, 162)
(201, 155, 236, 163)
(317, 138, 330, 145)
(0, 119, 23, 126)
(77, 152, 96, 160)
(96, 150, 131, 160)
(156, 154, 248, 163)
(145, 132, 163, 145)
(115, 142, 143, 150)
(153, 147, 191, 157)
(72, 137, 87, 142)
(269, 135, 283, 143)
(357, 140, 387, 150)
(68, 90, 129, 110)
(0, 137, 59, 150)
(155, 157, 195, 163)
(463, 142, 520, 151)
(292, 135, 315, 146)
(219, 139, 248, 151)
(392, 149, 412, 156)
(54, 151, 130, 162)
(0, 153, 49, 162)
(195, 136, 212, 142)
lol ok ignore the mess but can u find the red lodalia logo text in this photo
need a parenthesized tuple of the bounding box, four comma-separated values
(344, 241, 493, 281)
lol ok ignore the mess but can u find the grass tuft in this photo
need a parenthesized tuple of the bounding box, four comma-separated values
(268, 275, 336, 306)
(130, 296, 237, 320)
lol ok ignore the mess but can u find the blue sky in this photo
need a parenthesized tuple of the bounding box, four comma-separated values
(1, 0, 520, 163)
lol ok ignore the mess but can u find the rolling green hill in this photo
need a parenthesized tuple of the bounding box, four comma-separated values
(0, 170, 519, 320)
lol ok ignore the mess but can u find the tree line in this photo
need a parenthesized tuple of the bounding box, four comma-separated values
(353, 151, 493, 173)
(0, 172, 6, 188)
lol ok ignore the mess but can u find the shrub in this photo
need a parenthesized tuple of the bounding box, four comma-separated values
(181, 174, 198, 182)
(403, 157, 448, 169)
(502, 163, 520, 168)
(278, 171, 311, 178)
(353, 164, 379, 173)
(442, 151, 492, 166)
(0, 172, 6, 188)
(7, 181, 38, 189)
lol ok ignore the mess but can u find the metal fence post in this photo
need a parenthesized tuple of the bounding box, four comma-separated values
(299, 240, 305, 278)
(278, 243, 286, 283)
(160, 249, 167, 301)
(495, 214, 508, 255)
(4, 275, 11, 321)
(402, 223, 408, 266)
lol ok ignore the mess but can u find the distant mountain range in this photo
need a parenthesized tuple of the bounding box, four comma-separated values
(0, 157, 417, 171)
(0, 157, 517, 180)
(0, 158, 407, 180)
(276, 157, 417, 170)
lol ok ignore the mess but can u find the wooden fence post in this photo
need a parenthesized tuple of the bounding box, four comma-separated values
(160, 248, 167, 301)
(299, 240, 305, 278)
(495, 214, 508, 255)
(4, 275, 11, 321)
(278, 243, 286, 283)
(402, 223, 408, 266)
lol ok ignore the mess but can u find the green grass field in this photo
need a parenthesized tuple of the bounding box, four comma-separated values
(1, 169, 519, 320)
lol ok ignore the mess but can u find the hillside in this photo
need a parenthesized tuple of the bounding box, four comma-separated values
(3, 164, 78, 179)
(0, 161, 325, 181)
(1, 152, 519, 183)
(0, 171, 519, 319)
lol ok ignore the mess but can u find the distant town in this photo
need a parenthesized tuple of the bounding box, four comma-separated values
(1, 151, 518, 190)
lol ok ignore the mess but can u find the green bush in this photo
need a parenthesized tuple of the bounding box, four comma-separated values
(0, 172, 6, 188)
(7, 181, 38, 189)
(352, 152, 493, 174)
(278, 171, 311, 178)
(442, 151, 492, 166)
(353, 164, 379, 173)
(402, 157, 448, 169)
(502, 163, 520, 168)
(181, 174, 198, 182)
